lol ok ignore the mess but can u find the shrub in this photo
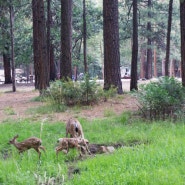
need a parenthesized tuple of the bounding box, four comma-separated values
(135, 77, 185, 120)
(46, 75, 116, 107)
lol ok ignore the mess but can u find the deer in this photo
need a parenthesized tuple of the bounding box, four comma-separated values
(55, 138, 91, 157)
(9, 135, 45, 159)
(66, 118, 84, 139)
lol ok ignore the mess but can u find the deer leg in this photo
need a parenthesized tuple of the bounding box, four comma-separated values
(34, 148, 41, 159)
(77, 145, 82, 157)
(18, 151, 24, 161)
(56, 149, 59, 160)
(85, 144, 91, 155)
(80, 146, 86, 155)
(66, 143, 69, 154)
(81, 145, 91, 155)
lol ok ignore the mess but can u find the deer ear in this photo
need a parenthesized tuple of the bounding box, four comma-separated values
(15, 134, 19, 138)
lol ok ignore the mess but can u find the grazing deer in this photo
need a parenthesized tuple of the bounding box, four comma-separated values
(9, 135, 45, 159)
(56, 138, 91, 157)
(66, 118, 84, 139)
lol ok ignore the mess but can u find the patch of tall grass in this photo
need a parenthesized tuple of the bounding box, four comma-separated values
(67, 121, 185, 185)
(0, 115, 185, 184)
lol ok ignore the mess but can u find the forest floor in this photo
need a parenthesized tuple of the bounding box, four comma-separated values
(0, 80, 141, 123)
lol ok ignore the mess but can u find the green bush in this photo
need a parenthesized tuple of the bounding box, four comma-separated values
(78, 74, 109, 104)
(46, 75, 115, 107)
(135, 77, 185, 120)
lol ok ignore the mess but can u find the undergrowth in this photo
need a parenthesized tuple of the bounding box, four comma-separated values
(0, 113, 185, 184)
(45, 75, 116, 107)
(135, 77, 185, 120)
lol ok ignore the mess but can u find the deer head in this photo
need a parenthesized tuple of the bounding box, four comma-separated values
(9, 134, 19, 144)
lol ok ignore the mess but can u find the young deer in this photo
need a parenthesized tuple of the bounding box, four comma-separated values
(9, 135, 45, 159)
(66, 118, 84, 139)
(56, 138, 91, 157)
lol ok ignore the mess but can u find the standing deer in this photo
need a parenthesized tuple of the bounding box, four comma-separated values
(66, 118, 84, 138)
(9, 135, 45, 159)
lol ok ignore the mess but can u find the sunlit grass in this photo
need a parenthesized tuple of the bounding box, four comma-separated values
(0, 115, 185, 184)
(67, 121, 185, 185)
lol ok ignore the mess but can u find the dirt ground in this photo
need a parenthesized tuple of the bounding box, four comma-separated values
(0, 82, 139, 123)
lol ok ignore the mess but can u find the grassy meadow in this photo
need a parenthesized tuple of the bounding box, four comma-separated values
(0, 112, 185, 185)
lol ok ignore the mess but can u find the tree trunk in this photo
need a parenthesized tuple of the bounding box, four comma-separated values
(9, 2, 16, 92)
(146, 0, 152, 79)
(47, 0, 51, 81)
(47, 0, 56, 81)
(50, 45, 56, 81)
(60, 0, 72, 80)
(0, 2, 12, 84)
(83, 0, 88, 74)
(180, 1, 185, 87)
(165, 0, 173, 76)
(153, 47, 157, 77)
(140, 48, 146, 79)
(32, 0, 39, 89)
(130, 0, 138, 91)
(3, 49, 12, 84)
(103, 0, 123, 94)
(162, 59, 165, 76)
(32, 0, 49, 93)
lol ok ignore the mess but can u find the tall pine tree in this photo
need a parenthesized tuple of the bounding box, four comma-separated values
(103, 0, 123, 94)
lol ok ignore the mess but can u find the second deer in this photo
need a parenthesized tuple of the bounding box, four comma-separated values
(56, 138, 91, 157)
(9, 135, 45, 159)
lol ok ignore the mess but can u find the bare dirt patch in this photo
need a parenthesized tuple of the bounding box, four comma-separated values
(0, 83, 139, 123)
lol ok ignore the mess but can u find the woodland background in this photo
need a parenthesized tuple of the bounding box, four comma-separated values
(0, 0, 185, 93)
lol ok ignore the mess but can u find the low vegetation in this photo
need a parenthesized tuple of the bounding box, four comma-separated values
(1, 78, 185, 184)
(45, 75, 116, 107)
(135, 77, 185, 120)
(0, 113, 185, 184)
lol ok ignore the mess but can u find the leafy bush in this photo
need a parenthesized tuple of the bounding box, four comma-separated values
(78, 74, 102, 104)
(46, 75, 115, 107)
(135, 77, 185, 120)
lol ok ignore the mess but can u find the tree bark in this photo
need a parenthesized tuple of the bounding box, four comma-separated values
(50, 45, 56, 81)
(32, 0, 39, 89)
(180, 0, 185, 87)
(146, 0, 152, 79)
(60, 0, 72, 80)
(83, 0, 87, 74)
(0, 3, 12, 84)
(153, 47, 157, 77)
(32, 0, 48, 93)
(47, 0, 56, 81)
(9, 2, 16, 92)
(140, 48, 146, 79)
(165, 0, 173, 76)
(3, 49, 12, 84)
(130, 0, 138, 91)
(103, 0, 123, 94)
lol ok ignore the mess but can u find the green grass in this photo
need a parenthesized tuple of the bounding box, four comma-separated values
(67, 121, 185, 185)
(1, 114, 185, 184)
